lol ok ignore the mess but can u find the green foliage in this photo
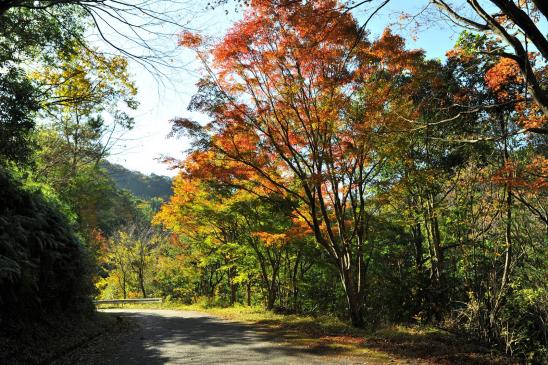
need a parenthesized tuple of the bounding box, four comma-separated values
(153, 246, 198, 303)
(0, 168, 93, 320)
(0, 6, 86, 165)
(454, 31, 489, 56)
(102, 161, 173, 200)
(0, 7, 86, 64)
(0, 68, 39, 164)
(97, 224, 176, 301)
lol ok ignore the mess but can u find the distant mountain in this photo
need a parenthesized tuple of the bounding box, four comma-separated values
(102, 161, 173, 200)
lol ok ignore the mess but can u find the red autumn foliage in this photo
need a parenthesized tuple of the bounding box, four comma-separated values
(178, 0, 426, 327)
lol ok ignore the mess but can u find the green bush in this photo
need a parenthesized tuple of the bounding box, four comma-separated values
(0, 168, 93, 321)
(501, 287, 548, 363)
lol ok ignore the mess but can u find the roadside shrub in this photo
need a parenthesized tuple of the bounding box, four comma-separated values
(501, 288, 548, 363)
(0, 168, 93, 322)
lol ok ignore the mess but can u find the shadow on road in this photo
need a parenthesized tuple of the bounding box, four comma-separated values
(55, 310, 507, 364)
(93, 310, 347, 364)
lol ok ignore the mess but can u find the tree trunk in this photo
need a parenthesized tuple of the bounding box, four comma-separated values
(427, 194, 443, 285)
(266, 282, 276, 310)
(412, 223, 424, 270)
(340, 266, 366, 327)
(291, 249, 302, 311)
(230, 282, 237, 305)
(227, 266, 237, 305)
(346, 287, 365, 327)
(139, 269, 147, 298)
(122, 273, 127, 299)
(423, 194, 445, 322)
(491, 116, 514, 332)
(247, 281, 252, 306)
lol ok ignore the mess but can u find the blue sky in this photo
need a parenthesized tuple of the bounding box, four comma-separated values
(105, 0, 471, 176)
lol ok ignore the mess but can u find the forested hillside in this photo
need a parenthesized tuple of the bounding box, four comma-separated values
(102, 161, 172, 200)
(1, 0, 546, 364)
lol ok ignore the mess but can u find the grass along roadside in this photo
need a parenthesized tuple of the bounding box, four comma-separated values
(97, 302, 512, 364)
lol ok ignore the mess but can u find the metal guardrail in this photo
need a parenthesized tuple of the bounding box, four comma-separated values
(94, 298, 163, 305)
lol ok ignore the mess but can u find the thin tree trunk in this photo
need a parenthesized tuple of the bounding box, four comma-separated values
(247, 281, 252, 306)
(122, 274, 127, 299)
(412, 223, 424, 270)
(229, 267, 237, 305)
(139, 269, 146, 298)
(266, 280, 277, 310)
(491, 116, 514, 330)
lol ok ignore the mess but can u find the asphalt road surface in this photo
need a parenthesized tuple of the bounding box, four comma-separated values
(67, 309, 364, 365)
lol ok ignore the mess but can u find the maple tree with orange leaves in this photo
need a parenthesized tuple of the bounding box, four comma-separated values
(176, 0, 428, 326)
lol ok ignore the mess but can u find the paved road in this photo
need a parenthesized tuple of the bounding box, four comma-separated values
(69, 309, 363, 365)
